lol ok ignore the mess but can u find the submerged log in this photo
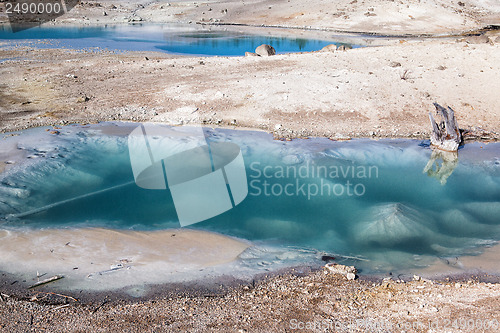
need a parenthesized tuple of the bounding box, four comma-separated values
(429, 103, 462, 152)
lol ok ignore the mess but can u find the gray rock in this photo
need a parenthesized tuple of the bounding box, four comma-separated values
(255, 44, 276, 56)
(320, 44, 337, 53)
(245, 52, 260, 57)
(389, 61, 402, 68)
(336, 44, 352, 51)
(128, 16, 143, 22)
(325, 263, 357, 277)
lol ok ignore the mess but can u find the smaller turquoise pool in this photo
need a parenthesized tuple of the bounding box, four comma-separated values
(0, 24, 355, 56)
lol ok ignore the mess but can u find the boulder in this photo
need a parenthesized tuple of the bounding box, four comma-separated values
(255, 44, 276, 56)
(245, 52, 260, 57)
(320, 44, 337, 53)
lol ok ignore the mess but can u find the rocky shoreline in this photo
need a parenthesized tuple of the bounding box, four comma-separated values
(2, 266, 500, 332)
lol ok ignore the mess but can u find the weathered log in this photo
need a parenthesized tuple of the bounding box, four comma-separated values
(429, 103, 462, 151)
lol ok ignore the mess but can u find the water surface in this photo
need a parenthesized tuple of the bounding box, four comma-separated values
(1, 123, 499, 278)
(0, 24, 353, 56)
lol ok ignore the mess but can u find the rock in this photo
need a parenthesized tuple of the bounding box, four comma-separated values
(437, 65, 446, 70)
(320, 44, 337, 52)
(245, 52, 260, 57)
(325, 263, 357, 279)
(76, 95, 90, 103)
(128, 16, 143, 22)
(465, 35, 489, 44)
(389, 61, 402, 68)
(255, 44, 276, 56)
(346, 273, 356, 281)
(352, 203, 433, 247)
(413, 275, 421, 281)
(336, 44, 352, 51)
(494, 36, 500, 44)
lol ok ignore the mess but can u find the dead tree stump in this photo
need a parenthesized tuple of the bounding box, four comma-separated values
(429, 103, 462, 152)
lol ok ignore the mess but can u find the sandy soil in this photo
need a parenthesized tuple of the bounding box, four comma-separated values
(0, 228, 249, 291)
(0, 37, 499, 141)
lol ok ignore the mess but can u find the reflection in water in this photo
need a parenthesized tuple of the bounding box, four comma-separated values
(423, 148, 458, 185)
(0, 25, 352, 56)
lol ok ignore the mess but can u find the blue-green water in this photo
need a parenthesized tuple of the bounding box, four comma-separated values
(0, 24, 351, 56)
(1, 123, 499, 274)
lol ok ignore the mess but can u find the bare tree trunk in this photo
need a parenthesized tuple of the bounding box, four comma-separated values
(429, 103, 462, 152)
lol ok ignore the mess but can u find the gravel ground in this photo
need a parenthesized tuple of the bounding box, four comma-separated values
(1, 269, 500, 332)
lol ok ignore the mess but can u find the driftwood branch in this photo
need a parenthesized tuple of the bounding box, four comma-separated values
(429, 103, 462, 151)
(28, 275, 64, 289)
(52, 304, 71, 311)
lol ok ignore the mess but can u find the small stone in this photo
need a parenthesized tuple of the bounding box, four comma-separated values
(455, 283, 462, 289)
(128, 16, 143, 22)
(325, 263, 357, 276)
(437, 65, 446, 70)
(413, 275, 421, 281)
(346, 272, 356, 280)
(76, 95, 90, 103)
(336, 44, 352, 51)
(389, 61, 402, 67)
